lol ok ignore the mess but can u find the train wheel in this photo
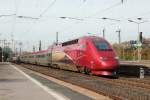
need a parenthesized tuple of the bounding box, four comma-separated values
(35, 62, 37, 65)
(84, 67, 91, 75)
(112, 71, 119, 79)
(53, 64, 59, 69)
(77, 66, 85, 74)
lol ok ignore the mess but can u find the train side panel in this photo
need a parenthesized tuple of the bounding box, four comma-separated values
(19, 36, 119, 76)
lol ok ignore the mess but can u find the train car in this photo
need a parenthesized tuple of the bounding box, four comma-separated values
(20, 50, 50, 66)
(11, 56, 17, 63)
(19, 36, 119, 76)
(48, 36, 119, 76)
(10, 56, 21, 63)
(32, 50, 50, 66)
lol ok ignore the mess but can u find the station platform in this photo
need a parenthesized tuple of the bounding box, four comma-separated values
(119, 60, 150, 76)
(0, 62, 110, 100)
(120, 60, 150, 68)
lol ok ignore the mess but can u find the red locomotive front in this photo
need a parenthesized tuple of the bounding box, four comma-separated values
(71, 36, 119, 76)
(19, 35, 119, 76)
(52, 36, 119, 76)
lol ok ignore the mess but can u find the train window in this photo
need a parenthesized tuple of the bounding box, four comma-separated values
(62, 39, 78, 46)
(42, 54, 45, 58)
(80, 44, 86, 49)
(93, 40, 112, 51)
(38, 54, 45, 58)
(47, 53, 51, 56)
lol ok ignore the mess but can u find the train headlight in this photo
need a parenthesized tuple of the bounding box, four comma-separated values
(100, 57, 108, 61)
(114, 56, 119, 60)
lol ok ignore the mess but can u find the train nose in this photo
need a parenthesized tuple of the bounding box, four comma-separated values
(99, 56, 119, 61)
(100, 56, 108, 61)
(100, 56, 119, 69)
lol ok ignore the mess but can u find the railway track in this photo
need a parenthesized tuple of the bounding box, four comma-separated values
(15, 63, 150, 100)
(119, 77, 150, 87)
(92, 75, 150, 91)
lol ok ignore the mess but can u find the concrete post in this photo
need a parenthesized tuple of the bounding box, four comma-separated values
(139, 67, 144, 79)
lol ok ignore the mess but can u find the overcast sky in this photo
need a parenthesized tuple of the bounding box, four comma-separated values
(0, 0, 150, 51)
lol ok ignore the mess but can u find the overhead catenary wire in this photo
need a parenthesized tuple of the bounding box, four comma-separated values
(11, 0, 19, 36)
(11, 0, 20, 34)
(124, 10, 150, 21)
(0, 14, 15, 24)
(0, 14, 16, 17)
(78, 0, 87, 8)
(22, 0, 123, 35)
(15, 0, 125, 37)
(11, 0, 19, 52)
(86, 1, 122, 18)
(20, 0, 57, 44)
(6, 0, 150, 47)
(121, 0, 124, 4)
(83, 0, 87, 3)
(22, 0, 57, 36)
(39, 0, 56, 18)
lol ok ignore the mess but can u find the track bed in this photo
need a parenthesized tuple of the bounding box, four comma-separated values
(15, 63, 150, 100)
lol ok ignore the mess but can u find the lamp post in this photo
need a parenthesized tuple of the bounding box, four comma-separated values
(19, 42, 22, 55)
(116, 29, 121, 44)
(0, 40, 2, 62)
(0, 39, 6, 62)
(0, 33, 3, 61)
(1, 40, 3, 62)
(56, 32, 58, 45)
(101, 17, 120, 39)
(102, 28, 105, 38)
(128, 18, 148, 61)
(101, 17, 123, 59)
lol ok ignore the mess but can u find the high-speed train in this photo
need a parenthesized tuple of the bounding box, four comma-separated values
(18, 36, 119, 76)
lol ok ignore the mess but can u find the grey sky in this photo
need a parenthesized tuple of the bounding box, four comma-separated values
(0, 0, 150, 51)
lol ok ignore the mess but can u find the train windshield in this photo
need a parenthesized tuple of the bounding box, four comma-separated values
(93, 40, 112, 51)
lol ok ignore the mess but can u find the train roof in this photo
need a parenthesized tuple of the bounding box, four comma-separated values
(21, 50, 48, 56)
(20, 36, 107, 56)
(31, 50, 48, 55)
(61, 36, 104, 43)
(80, 35, 104, 40)
(47, 36, 106, 50)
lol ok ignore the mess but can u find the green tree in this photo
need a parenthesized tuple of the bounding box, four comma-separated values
(0, 46, 12, 62)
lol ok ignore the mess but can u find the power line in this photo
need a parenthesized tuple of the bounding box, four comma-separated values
(11, 0, 18, 39)
(78, 0, 87, 7)
(20, 0, 57, 39)
(86, 1, 122, 18)
(17, 16, 39, 20)
(59, 17, 84, 21)
(83, 0, 87, 3)
(0, 14, 16, 17)
(121, 0, 124, 4)
(39, 0, 56, 18)
(125, 11, 150, 21)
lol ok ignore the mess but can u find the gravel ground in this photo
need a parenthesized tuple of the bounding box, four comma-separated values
(16, 63, 150, 100)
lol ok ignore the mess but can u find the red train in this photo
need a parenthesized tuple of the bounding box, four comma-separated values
(19, 36, 119, 76)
